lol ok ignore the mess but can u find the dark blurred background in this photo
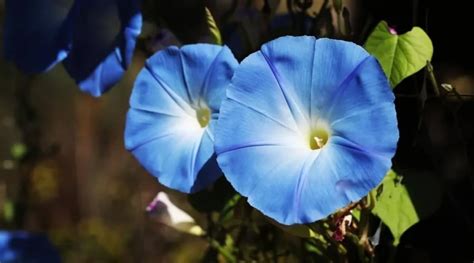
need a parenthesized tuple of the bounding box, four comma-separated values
(1, 0, 473, 262)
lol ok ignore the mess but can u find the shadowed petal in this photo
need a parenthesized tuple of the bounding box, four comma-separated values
(63, 0, 142, 97)
(0, 231, 61, 263)
(4, 0, 73, 72)
(125, 44, 237, 193)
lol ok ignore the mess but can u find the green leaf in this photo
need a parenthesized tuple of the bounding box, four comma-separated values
(3, 200, 14, 222)
(371, 170, 419, 245)
(351, 208, 360, 221)
(205, 7, 222, 45)
(10, 143, 27, 160)
(364, 21, 433, 88)
(218, 194, 241, 224)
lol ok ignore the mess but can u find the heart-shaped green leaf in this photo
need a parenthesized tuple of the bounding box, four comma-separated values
(364, 21, 433, 88)
(371, 170, 419, 245)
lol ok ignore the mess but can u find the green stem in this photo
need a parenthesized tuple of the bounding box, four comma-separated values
(426, 61, 440, 97)
(358, 204, 370, 251)
(208, 238, 236, 263)
(357, 195, 376, 261)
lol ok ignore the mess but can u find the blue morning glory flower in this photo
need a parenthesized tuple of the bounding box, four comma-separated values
(124, 44, 238, 193)
(214, 36, 399, 225)
(0, 231, 61, 263)
(4, 0, 142, 97)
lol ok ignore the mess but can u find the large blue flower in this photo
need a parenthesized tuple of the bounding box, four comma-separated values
(215, 36, 399, 225)
(4, 0, 142, 97)
(0, 231, 61, 263)
(125, 44, 238, 193)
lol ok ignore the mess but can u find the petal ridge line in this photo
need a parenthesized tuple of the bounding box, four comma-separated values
(325, 56, 371, 120)
(144, 61, 194, 115)
(330, 135, 392, 161)
(200, 47, 227, 108)
(260, 51, 309, 128)
(216, 142, 293, 155)
(127, 132, 176, 152)
(226, 97, 300, 134)
(129, 104, 186, 118)
(292, 150, 321, 223)
(329, 103, 393, 127)
(178, 50, 193, 105)
(189, 129, 205, 187)
(309, 38, 317, 119)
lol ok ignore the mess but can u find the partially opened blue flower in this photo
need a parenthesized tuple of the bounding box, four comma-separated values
(0, 231, 61, 263)
(4, 0, 142, 97)
(125, 44, 238, 193)
(215, 36, 399, 225)
(4, 0, 72, 72)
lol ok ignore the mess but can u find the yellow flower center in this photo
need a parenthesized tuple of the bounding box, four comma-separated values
(308, 121, 331, 150)
(196, 106, 211, 128)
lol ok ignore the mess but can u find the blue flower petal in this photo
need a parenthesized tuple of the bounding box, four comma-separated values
(215, 100, 303, 156)
(327, 56, 399, 155)
(180, 45, 237, 112)
(224, 48, 300, 134)
(0, 231, 61, 263)
(125, 44, 238, 193)
(4, 0, 73, 72)
(216, 144, 310, 223)
(305, 38, 369, 126)
(215, 36, 398, 224)
(63, 0, 142, 97)
(259, 36, 315, 128)
(295, 137, 393, 223)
